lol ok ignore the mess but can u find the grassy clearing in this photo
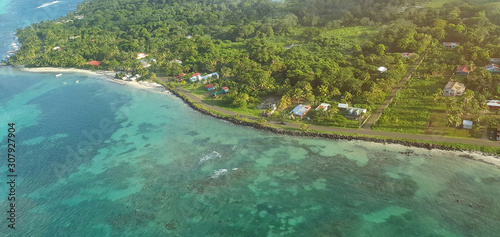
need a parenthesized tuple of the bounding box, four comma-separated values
(423, 101, 476, 138)
(177, 82, 208, 97)
(202, 98, 263, 117)
(426, 0, 457, 8)
(322, 26, 379, 51)
(374, 76, 449, 133)
(426, 0, 497, 8)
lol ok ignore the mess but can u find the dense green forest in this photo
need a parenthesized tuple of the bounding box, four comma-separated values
(8, 0, 500, 118)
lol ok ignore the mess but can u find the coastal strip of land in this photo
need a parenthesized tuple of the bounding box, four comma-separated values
(168, 84, 500, 167)
(15, 66, 500, 166)
(19, 67, 169, 93)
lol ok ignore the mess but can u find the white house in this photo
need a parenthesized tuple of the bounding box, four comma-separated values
(338, 103, 348, 110)
(377, 67, 387, 73)
(315, 103, 330, 111)
(443, 80, 466, 96)
(136, 53, 148, 59)
(345, 107, 367, 120)
(463, 120, 473, 129)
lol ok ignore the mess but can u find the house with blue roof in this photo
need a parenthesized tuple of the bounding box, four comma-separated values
(290, 104, 312, 118)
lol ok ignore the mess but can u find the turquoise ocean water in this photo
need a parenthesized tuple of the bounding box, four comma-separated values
(0, 0, 82, 60)
(1, 1, 500, 237)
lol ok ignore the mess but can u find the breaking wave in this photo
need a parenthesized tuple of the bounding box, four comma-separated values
(210, 169, 227, 179)
(199, 151, 221, 163)
(36, 1, 61, 9)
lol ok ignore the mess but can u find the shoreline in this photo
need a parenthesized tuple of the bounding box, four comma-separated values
(165, 87, 500, 167)
(12, 66, 500, 167)
(18, 66, 170, 94)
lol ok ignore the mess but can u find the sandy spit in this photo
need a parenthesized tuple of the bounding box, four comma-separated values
(18, 66, 170, 94)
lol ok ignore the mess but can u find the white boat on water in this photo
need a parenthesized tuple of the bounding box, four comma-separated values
(75, 80, 79, 83)
(63, 82, 66, 84)
(56, 73, 62, 77)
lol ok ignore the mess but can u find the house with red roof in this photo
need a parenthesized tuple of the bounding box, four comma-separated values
(87, 61, 101, 67)
(189, 73, 202, 82)
(205, 84, 215, 91)
(176, 73, 186, 82)
(456, 65, 475, 75)
(486, 100, 500, 110)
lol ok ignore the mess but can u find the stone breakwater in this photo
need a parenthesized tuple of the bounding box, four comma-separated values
(166, 87, 499, 160)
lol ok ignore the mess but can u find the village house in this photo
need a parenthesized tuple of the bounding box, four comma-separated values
(136, 53, 148, 59)
(497, 125, 500, 141)
(315, 103, 330, 111)
(290, 104, 312, 119)
(463, 120, 473, 130)
(205, 84, 215, 91)
(338, 103, 348, 110)
(345, 107, 367, 120)
(491, 58, 500, 64)
(486, 100, 500, 110)
(400, 53, 413, 59)
(87, 61, 101, 67)
(456, 65, 475, 75)
(139, 59, 156, 68)
(176, 73, 186, 82)
(169, 59, 182, 64)
(377, 66, 387, 73)
(213, 87, 229, 97)
(442, 80, 466, 96)
(443, 42, 460, 48)
(485, 63, 500, 74)
(189, 73, 202, 82)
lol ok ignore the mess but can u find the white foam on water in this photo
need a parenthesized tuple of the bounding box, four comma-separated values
(210, 169, 227, 179)
(199, 151, 221, 163)
(36, 1, 61, 9)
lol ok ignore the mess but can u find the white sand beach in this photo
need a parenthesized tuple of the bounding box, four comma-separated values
(19, 66, 169, 94)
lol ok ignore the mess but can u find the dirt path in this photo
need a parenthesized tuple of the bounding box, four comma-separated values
(173, 85, 500, 148)
(362, 53, 426, 129)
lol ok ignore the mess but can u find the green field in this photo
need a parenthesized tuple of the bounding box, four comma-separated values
(321, 26, 379, 51)
(426, 0, 457, 8)
(426, 0, 498, 8)
(374, 76, 452, 133)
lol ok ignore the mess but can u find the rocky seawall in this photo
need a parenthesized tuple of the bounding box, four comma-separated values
(166, 87, 500, 160)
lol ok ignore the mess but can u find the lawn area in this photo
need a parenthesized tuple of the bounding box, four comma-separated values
(373, 75, 490, 139)
(374, 76, 449, 133)
(177, 82, 208, 97)
(426, 0, 498, 8)
(202, 97, 263, 117)
(268, 26, 379, 52)
(424, 102, 476, 138)
(426, 0, 456, 8)
(177, 82, 264, 117)
(322, 26, 379, 51)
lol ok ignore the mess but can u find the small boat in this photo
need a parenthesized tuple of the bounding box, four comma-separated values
(55, 73, 62, 77)
(75, 80, 79, 83)
(63, 82, 66, 84)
